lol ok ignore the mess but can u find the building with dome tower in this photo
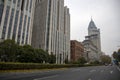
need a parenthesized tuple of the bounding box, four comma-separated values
(83, 18, 102, 62)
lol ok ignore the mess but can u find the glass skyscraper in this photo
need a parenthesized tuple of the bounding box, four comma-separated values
(0, 0, 35, 45)
(32, 0, 70, 64)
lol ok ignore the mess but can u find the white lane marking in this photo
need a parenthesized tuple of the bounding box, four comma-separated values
(33, 75, 58, 80)
(90, 70, 96, 72)
(71, 69, 81, 72)
(101, 70, 104, 72)
(110, 71, 113, 74)
(117, 67, 120, 72)
(88, 78, 92, 80)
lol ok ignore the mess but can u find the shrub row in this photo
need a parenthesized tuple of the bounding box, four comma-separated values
(0, 62, 100, 70)
(0, 62, 81, 70)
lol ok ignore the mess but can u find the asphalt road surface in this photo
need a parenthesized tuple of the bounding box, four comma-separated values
(0, 65, 120, 80)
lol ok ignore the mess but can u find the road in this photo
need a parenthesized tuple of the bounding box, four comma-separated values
(0, 65, 120, 80)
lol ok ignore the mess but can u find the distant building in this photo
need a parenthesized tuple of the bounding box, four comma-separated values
(88, 18, 101, 52)
(82, 39, 98, 61)
(32, 0, 70, 64)
(83, 18, 102, 62)
(71, 40, 84, 62)
(0, 0, 36, 45)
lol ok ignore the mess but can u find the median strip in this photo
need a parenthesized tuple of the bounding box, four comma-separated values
(110, 71, 113, 74)
(90, 70, 96, 72)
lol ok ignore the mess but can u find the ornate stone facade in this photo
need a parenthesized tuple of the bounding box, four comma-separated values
(83, 18, 102, 62)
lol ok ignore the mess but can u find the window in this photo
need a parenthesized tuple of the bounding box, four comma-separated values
(17, 0, 21, 8)
(29, 0, 32, 12)
(26, 0, 29, 11)
(22, 15, 27, 44)
(13, 0, 16, 4)
(46, 0, 51, 50)
(0, 4, 4, 25)
(25, 17, 30, 44)
(12, 11, 19, 40)
(7, 8, 15, 39)
(2, 6, 10, 39)
(17, 12, 23, 44)
(21, 0, 25, 11)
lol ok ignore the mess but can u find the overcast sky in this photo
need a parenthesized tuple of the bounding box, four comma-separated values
(65, 0, 120, 56)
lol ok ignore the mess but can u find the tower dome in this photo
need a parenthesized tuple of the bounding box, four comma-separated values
(88, 18, 97, 29)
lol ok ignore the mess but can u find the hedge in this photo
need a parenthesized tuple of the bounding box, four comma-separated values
(0, 62, 100, 70)
(0, 62, 81, 70)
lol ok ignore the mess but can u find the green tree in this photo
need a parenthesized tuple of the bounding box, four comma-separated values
(90, 60, 100, 64)
(0, 40, 51, 63)
(15, 45, 24, 62)
(77, 57, 87, 64)
(100, 55, 111, 64)
(113, 51, 118, 59)
(34, 49, 49, 63)
(112, 50, 120, 61)
(17, 45, 35, 62)
(49, 53, 56, 64)
(118, 49, 120, 61)
(118, 49, 120, 53)
(0, 39, 19, 62)
(64, 58, 69, 64)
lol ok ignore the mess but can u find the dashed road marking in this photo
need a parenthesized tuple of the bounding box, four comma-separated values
(88, 78, 92, 80)
(117, 67, 120, 72)
(90, 70, 96, 72)
(101, 70, 104, 72)
(33, 75, 58, 80)
(71, 69, 81, 72)
(110, 71, 113, 74)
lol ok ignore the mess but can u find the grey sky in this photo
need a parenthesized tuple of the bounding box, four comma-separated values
(65, 0, 120, 55)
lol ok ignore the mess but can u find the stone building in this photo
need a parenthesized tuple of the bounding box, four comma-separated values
(83, 18, 102, 62)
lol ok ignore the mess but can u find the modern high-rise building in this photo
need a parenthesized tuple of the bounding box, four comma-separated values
(64, 6, 70, 62)
(32, 0, 70, 64)
(0, 0, 36, 45)
(83, 18, 102, 62)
